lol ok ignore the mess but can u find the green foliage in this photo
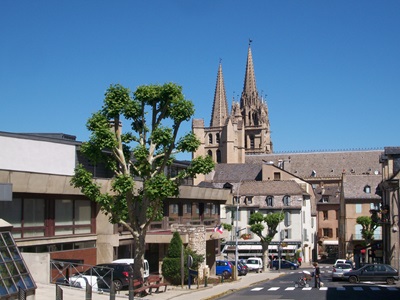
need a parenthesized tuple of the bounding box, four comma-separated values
(167, 232, 183, 258)
(222, 223, 232, 231)
(356, 215, 380, 245)
(71, 82, 215, 280)
(162, 232, 204, 285)
(249, 211, 284, 243)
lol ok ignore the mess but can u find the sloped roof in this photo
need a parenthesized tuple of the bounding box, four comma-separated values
(239, 180, 306, 196)
(212, 163, 262, 182)
(245, 150, 382, 179)
(343, 174, 381, 200)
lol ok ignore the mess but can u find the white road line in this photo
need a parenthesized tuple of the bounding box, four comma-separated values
(268, 287, 280, 291)
(285, 287, 296, 290)
(250, 287, 264, 292)
(302, 287, 313, 290)
(353, 287, 363, 291)
(319, 287, 328, 291)
(337, 287, 346, 291)
(387, 287, 398, 291)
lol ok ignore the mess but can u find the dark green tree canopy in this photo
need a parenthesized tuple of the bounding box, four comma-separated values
(71, 82, 214, 280)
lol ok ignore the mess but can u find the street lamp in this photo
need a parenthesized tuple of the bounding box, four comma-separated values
(234, 179, 243, 281)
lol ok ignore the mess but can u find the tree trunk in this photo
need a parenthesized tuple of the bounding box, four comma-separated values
(261, 241, 270, 272)
(132, 229, 147, 281)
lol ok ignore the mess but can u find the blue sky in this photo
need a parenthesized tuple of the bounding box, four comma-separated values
(1, 1, 399, 160)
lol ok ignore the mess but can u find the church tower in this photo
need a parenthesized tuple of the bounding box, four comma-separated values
(192, 42, 272, 167)
(237, 42, 273, 154)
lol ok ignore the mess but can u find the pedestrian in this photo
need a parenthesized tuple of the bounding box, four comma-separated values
(297, 257, 302, 266)
(313, 262, 320, 288)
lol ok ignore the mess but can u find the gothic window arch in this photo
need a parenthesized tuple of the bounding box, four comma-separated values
(207, 150, 212, 158)
(216, 149, 221, 163)
(216, 133, 220, 144)
(250, 135, 255, 149)
(208, 133, 213, 144)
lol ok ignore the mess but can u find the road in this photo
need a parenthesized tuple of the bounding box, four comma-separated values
(216, 265, 400, 300)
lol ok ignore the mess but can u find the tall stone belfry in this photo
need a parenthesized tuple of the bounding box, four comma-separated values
(238, 43, 273, 155)
(192, 43, 272, 172)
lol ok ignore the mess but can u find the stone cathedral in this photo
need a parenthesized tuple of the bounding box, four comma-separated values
(192, 44, 273, 165)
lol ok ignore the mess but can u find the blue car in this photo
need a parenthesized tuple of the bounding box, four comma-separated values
(270, 260, 299, 270)
(216, 260, 233, 279)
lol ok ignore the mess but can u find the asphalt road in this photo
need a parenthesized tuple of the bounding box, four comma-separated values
(216, 265, 400, 300)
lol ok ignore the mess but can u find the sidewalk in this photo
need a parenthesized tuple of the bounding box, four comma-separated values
(34, 270, 284, 300)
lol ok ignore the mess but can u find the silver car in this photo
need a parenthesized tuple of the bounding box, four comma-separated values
(332, 263, 353, 281)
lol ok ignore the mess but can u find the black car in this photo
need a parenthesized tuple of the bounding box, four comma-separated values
(344, 263, 399, 285)
(94, 263, 133, 291)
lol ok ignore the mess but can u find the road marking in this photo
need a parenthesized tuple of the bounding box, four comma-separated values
(353, 287, 363, 291)
(302, 287, 312, 290)
(268, 287, 280, 291)
(285, 287, 296, 290)
(387, 287, 398, 291)
(337, 287, 346, 291)
(319, 287, 328, 291)
(370, 287, 380, 291)
(250, 287, 264, 291)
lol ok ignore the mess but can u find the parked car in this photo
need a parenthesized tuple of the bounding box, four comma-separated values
(331, 263, 353, 281)
(95, 263, 135, 291)
(245, 257, 263, 273)
(344, 263, 399, 284)
(270, 260, 299, 270)
(216, 260, 233, 279)
(229, 261, 248, 276)
(334, 259, 354, 268)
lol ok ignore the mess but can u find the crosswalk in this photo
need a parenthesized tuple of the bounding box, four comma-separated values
(250, 286, 400, 292)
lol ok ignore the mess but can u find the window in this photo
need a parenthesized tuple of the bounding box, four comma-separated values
(207, 150, 212, 157)
(370, 203, 379, 210)
(55, 199, 92, 235)
(233, 196, 240, 204)
(208, 133, 213, 144)
(321, 197, 329, 203)
(303, 228, 309, 241)
(184, 203, 192, 214)
(169, 203, 179, 215)
(284, 212, 291, 226)
(216, 133, 220, 144)
(249, 135, 255, 149)
(211, 204, 219, 215)
(216, 149, 221, 163)
(323, 228, 333, 238)
(364, 185, 371, 194)
(356, 204, 362, 213)
(266, 196, 273, 207)
(245, 196, 253, 205)
(283, 195, 290, 206)
(323, 211, 328, 220)
(283, 229, 291, 239)
(273, 172, 281, 181)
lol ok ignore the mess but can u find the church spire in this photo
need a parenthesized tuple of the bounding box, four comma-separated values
(241, 40, 259, 109)
(210, 61, 229, 127)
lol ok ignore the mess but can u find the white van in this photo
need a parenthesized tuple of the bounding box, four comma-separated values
(245, 257, 263, 273)
(112, 258, 150, 278)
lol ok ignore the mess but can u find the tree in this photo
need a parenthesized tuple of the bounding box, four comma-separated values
(71, 83, 214, 280)
(162, 232, 204, 285)
(249, 211, 284, 272)
(356, 216, 380, 247)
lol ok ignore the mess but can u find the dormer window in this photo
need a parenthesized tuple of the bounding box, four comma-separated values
(266, 196, 274, 207)
(321, 196, 329, 203)
(364, 185, 371, 194)
(245, 196, 253, 205)
(283, 195, 291, 206)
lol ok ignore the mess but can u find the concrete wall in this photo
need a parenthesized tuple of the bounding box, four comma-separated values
(22, 252, 51, 284)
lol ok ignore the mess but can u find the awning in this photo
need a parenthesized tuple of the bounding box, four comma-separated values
(323, 240, 338, 245)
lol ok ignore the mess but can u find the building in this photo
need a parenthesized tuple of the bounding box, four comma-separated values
(192, 43, 387, 265)
(0, 131, 230, 281)
(379, 147, 400, 270)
